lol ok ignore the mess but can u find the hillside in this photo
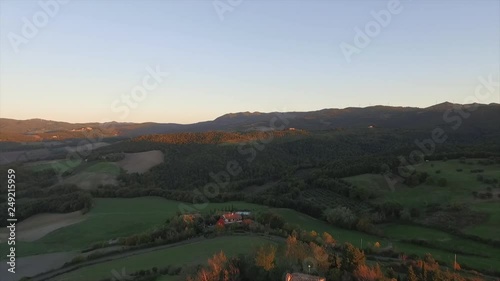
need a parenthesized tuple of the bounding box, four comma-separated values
(0, 102, 499, 142)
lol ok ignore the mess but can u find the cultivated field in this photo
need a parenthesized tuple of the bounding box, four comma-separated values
(117, 150, 164, 173)
(0, 211, 86, 242)
(56, 161, 121, 189)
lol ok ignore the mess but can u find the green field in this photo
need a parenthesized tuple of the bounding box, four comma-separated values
(84, 162, 121, 174)
(344, 159, 500, 235)
(53, 236, 276, 281)
(26, 159, 70, 172)
(465, 202, 500, 239)
(0, 197, 267, 257)
(274, 208, 500, 271)
(340, 159, 500, 270)
(156, 275, 181, 281)
(2, 193, 499, 272)
(345, 158, 500, 206)
(273, 208, 380, 245)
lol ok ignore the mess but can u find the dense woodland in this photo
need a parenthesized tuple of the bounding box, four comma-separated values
(2, 129, 499, 232)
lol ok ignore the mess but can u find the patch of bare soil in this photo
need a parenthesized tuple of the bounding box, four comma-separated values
(116, 150, 164, 173)
(62, 172, 118, 189)
(0, 211, 86, 242)
(0, 252, 77, 281)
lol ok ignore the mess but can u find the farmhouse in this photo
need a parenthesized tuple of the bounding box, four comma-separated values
(222, 213, 242, 224)
(285, 273, 326, 281)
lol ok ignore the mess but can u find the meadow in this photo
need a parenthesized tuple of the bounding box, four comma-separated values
(53, 235, 276, 281)
(0, 197, 268, 257)
(274, 208, 500, 271)
(344, 159, 500, 237)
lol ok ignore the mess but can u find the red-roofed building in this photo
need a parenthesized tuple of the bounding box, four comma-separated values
(222, 213, 242, 224)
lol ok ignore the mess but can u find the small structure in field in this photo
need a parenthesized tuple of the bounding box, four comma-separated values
(285, 273, 326, 281)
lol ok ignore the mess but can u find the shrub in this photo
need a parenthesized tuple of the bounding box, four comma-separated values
(324, 206, 358, 229)
(437, 178, 447, 187)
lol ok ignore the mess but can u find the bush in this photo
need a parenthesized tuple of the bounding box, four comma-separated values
(324, 206, 358, 229)
(425, 177, 435, 185)
(437, 178, 447, 187)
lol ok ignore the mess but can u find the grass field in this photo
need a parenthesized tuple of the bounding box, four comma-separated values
(465, 202, 500, 239)
(345, 158, 500, 206)
(0, 197, 268, 257)
(156, 275, 181, 281)
(1, 193, 498, 272)
(381, 224, 500, 269)
(274, 208, 500, 271)
(344, 159, 500, 236)
(53, 236, 276, 281)
(340, 159, 500, 270)
(84, 162, 121, 174)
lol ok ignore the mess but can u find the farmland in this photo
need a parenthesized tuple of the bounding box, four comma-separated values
(0, 197, 268, 257)
(52, 235, 277, 281)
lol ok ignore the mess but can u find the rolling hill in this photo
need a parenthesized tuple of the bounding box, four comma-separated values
(1, 102, 499, 142)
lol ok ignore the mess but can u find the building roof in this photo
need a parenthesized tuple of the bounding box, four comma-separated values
(222, 213, 242, 220)
(285, 273, 326, 281)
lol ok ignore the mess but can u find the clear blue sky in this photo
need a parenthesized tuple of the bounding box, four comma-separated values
(0, 0, 498, 123)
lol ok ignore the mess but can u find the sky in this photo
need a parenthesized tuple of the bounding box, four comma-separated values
(0, 0, 499, 124)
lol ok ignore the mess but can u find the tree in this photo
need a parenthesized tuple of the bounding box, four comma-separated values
(353, 264, 384, 281)
(285, 234, 307, 265)
(188, 251, 240, 281)
(309, 242, 330, 274)
(407, 266, 418, 281)
(255, 244, 277, 271)
(322, 232, 336, 246)
(325, 206, 358, 228)
(342, 242, 365, 272)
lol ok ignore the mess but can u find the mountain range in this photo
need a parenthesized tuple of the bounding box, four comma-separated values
(1, 102, 499, 142)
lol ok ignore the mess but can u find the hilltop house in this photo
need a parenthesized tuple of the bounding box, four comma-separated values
(285, 273, 326, 281)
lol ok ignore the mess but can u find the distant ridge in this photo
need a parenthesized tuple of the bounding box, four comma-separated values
(1, 102, 499, 142)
